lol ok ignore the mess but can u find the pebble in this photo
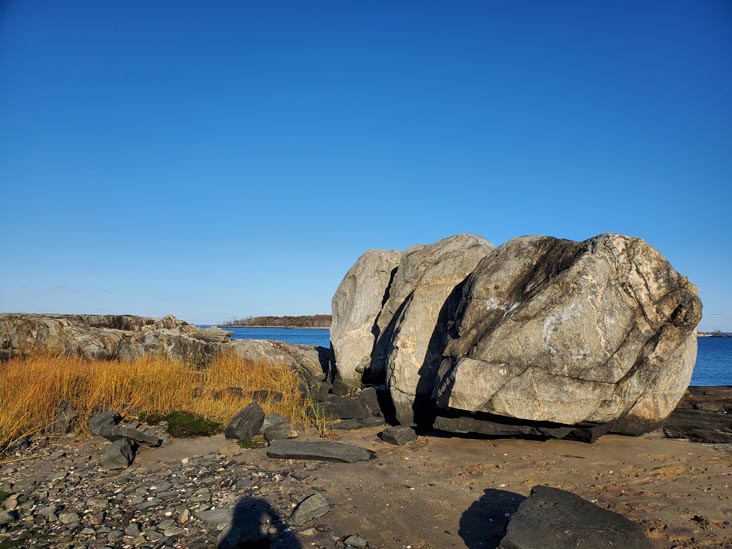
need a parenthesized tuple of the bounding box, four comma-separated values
(0, 437, 349, 547)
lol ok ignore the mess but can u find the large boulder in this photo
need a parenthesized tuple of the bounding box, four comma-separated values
(330, 249, 401, 386)
(373, 234, 494, 425)
(434, 234, 702, 434)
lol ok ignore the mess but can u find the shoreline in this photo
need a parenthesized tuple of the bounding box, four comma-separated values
(216, 325, 330, 330)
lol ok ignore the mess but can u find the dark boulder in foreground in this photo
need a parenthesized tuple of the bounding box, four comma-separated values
(266, 440, 375, 463)
(499, 485, 651, 549)
(225, 402, 265, 441)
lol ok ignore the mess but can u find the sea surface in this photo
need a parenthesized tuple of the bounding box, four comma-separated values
(214, 327, 732, 386)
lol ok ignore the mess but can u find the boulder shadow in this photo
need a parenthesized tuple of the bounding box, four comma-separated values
(218, 496, 302, 549)
(459, 488, 526, 549)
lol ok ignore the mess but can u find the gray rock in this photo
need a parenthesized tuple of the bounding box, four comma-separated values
(267, 440, 375, 463)
(332, 419, 367, 431)
(88, 411, 121, 436)
(434, 234, 701, 435)
(0, 509, 19, 526)
(58, 511, 81, 525)
(330, 249, 402, 385)
(499, 485, 651, 549)
(125, 522, 142, 536)
(225, 402, 265, 440)
(259, 413, 289, 433)
(319, 396, 371, 420)
(97, 425, 162, 447)
(662, 386, 732, 443)
(263, 422, 297, 443)
(289, 493, 330, 526)
(380, 426, 417, 446)
(100, 438, 136, 470)
(344, 534, 368, 548)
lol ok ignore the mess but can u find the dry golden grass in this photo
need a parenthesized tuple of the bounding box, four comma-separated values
(0, 352, 316, 452)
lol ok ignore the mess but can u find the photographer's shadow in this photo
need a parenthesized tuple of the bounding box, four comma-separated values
(459, 488, 525, 549)
(218, 496, 302, 549)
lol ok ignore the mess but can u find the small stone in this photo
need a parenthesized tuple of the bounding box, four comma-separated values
(58, 511, 81, 525)
(380, 426, 417, 446)
(289, 493, 330, 526)
(125, 522, 141, 536)
(178, 508, 191, 524)
(3, 495, 18, 510)
(344, 534, 369, 548)
(225, 402, 265, 440)
(163, 526, 186, 536)
(0, 510, 19, 526)
(300, 527, 317, 536)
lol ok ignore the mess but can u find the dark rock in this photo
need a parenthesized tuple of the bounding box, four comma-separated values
(88, 411, 121, 436)
(498, 485, 651, 549)
(380, 426, 417, 446)
(263, 422, 296, 443)
(260, 413, 289, 433)
(0, 509, 19, 526)
(97, 425, 162, 447)
(213, 387, 244, 400)
(359, 387, 382, 417)
(332, 419, 367, 431)
(289, 493, 330, 526)
(100, 438, 136, 470)
(331, 378, 352, 396)
(663, 409, 732, 443)
(267, 440, 375, 463)
(249, 390, 284, 403)
(225, 402, 265, 440)
(319, 397, 371, 420)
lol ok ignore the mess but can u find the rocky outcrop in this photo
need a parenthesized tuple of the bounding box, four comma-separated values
(330, 249, 401, 385)
(434, 234, 701, 435)
(0, 313, 327, 386)
(663, 386, 732, 443)
(0, 313, 231, 366)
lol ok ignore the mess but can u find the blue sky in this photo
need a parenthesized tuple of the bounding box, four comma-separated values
(1, 1, 730, 329)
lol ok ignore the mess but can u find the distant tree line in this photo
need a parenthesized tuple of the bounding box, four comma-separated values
(220, 315, 331, 328)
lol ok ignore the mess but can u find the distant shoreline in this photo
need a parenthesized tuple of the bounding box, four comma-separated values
(216, 325, 330, 330)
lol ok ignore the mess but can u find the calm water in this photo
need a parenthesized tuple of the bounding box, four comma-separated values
(213, 327, 731, 386)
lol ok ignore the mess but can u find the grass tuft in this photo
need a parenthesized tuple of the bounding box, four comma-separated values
(0, 352, 317, 454)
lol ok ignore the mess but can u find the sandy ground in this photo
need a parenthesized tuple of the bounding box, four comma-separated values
(3, 429, 731, 548)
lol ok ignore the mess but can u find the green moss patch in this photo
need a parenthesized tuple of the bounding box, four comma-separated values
(142, 411, 223, 438)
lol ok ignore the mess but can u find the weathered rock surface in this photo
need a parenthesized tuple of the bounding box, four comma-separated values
(330, 249, 402, 385)
(0, 313, 231, 365)
(663, 386, 732, 443)
(230, 339, 327, 383)
(372, 235, 495, 425)
(266, 440, 375, 463)
(289, 493, 330, 526)
(225, 403, 265, 441)
(499, 485, 651, 549)
(434, 234, 701, 435)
